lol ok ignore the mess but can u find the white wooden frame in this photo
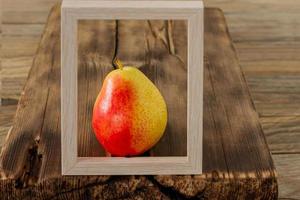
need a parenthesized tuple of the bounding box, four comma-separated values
(61, 0, 203, 175)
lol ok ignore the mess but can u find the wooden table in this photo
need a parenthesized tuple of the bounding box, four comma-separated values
(0, 4, 278, 199)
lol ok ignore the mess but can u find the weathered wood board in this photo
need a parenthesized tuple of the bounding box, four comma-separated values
(77, 19, 187, 157)
(0, 105, 17, 148)
(273, 154, 300, 199)
(3, 0, 300, 119)
(0, 4, 278, 199)
(261, 116, 300, 154)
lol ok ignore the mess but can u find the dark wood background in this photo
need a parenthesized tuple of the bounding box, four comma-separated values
(0, 0, 299, 199)
(77, 20, 187, 157)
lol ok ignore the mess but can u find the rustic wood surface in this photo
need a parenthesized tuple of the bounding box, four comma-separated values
(0, 105, 16, 147)
(1, 0, 300, 199)
(0, 4, 277, 199)
(77, 19, 187, 157)
(204, 1, 300, 199)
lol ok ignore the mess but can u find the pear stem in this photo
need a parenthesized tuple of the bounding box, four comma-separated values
(114, 58, 124, 70)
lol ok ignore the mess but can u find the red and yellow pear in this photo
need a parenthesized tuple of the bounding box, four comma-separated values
(92, 59, 167, 156)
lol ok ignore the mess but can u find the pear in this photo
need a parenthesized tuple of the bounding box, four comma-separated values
(92, 59, 167, 156)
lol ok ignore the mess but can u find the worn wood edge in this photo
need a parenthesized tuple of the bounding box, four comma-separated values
(0, 4, 278, 199)
(0, 172, 278, 199)
(1, 0, 299, 198)
(0, 2, 62, 179)
(202, 7, 278, 199)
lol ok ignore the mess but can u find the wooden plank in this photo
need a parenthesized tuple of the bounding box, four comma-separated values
(240, 73, 300, 116)
(1, 35, 40, 100)
(1, 25, 43, 101)
(227, 13, 300, 43)
(0, 1, 2, 106)
(204, 0, 300, 13)
(3, 0, 58, 12)
(0, 105, 17, 147)
(76, 19, 188, 157)
(115, 19, 188, 156)
(205, 0, 300, 43)
(232, 42, 300, 117)
(247, 75, 300, 95)
(236, 42, 300, 63)
(77, 20, 116, 157)
(1, 57, 33, 100)
(2, 24, 44, 36)
(1, 25, 46, 102)
(1, 36, 39, 58)
(2, 0, 56, 25)
(2, 0, 59, 24)
(0, 105, 17, 135)
(3, 0, 300, 102)
(2, 12, 51, 24)
(273, 154, 300, 199)
(1, 0, 58, 101)
(0, 0, 298, 197)
(1, 77, 28, 100)
(242, 60, 300, 76)
(203, 8, 275, 173)
(261, 116, 300, 153)
(2, 57, 33, 76)
(253, 93, 300, 109)
(237, 42, 300, 76)
(0, 5, 277, 199)
(0, 5, 61, 181)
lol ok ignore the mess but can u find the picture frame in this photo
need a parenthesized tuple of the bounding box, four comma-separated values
(61, 0, 204, 175)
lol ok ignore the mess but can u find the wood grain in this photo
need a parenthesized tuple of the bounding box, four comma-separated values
(205, 0, 300, 43)
(1, 36, 40, 100)
(117, 19, 188, 156)
(1, 0, 60, 102)
(1, 0, 299, 198)
(2, 36, 40, 58)
(273, 154, 300, 199)
(252, 93, 300, 117)
(0, 4, 277, 198)
(205, 0, 300, 121)
(0, 1, 2, 106)
(77, 20, 116, 157)
(0, 105, 17, 147)
(261, 116, 300, 154)
(76, 19, 188, 157)
(2, 0, 59, 24)
(248, 75, 300, 116)
(61, 1, 203, 174)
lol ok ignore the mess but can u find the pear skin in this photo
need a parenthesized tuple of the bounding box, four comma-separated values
(92, 60, 167, 156)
